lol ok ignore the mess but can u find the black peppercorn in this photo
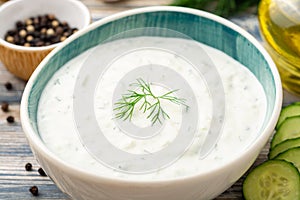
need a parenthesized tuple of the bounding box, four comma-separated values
(31, 31, 40, 38)
(19, 29, 27, 38)
(16, 21, 24, 29)
(5, 35, 14, 43)
(25, 163, 32, 171)
(36, 41, 45, 47)
(33, 17, 39, 25)
(26, 25, 35, 33)
(46, 28, 55, 36)
(51, 20, 59, 27)
(38, 168, 47, 176)
(18, 37, 26, 46)
(60, 36, 67, 42)
(30, 38, 40, 47)
(72, 28, 78, 33)
(25, 19, 33, 25)
(4, 82, 12, 90)
(4, 14, 78, 47)
(24, 42, 31, 47)
(55, 26, 64, 35)
(40, 28, 47, 34)
(1, 102, 9, 112)
(47, 14, 56, 20)
(26, 35, 34, 42)
(13, 35, 21, 45)
(29, 186, 39, 196)
(7, 30, 17, 36)
(6, 116, 15, 123)
(51, 36, 60, 44)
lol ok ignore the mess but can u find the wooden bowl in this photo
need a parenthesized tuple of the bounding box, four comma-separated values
(0, 0, 90, 80)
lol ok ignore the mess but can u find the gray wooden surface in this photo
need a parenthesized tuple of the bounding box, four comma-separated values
(1, 0, 300, 199)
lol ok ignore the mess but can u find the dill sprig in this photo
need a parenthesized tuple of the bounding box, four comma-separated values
(171, 0, 260, 18)
(114, 78, 188, 125)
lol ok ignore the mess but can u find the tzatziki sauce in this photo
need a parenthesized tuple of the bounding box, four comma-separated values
(37, 37, 267, 180)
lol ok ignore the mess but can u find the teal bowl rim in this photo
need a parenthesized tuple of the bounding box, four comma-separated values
(20, 6, 283, 184)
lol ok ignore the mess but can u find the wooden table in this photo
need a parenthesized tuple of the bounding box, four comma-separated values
(1, 0, 299, 199)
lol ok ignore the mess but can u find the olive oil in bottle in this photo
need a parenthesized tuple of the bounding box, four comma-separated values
(258, 0, 300, 94)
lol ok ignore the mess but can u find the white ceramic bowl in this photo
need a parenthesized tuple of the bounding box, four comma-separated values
(21, 6, 282, 200)
(0, 0, 90, 80)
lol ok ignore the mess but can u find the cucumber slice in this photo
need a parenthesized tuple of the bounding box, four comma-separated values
(269, 137, 300, 159)
(274, 147, 300, 171)
(276, 102, 300, 130)
(271, 116, 300, 149)
(243, 160, 300, 200)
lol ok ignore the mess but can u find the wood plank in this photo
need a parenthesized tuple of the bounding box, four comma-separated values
(0, 64, 26, 103)
(87, 1, 173, 19)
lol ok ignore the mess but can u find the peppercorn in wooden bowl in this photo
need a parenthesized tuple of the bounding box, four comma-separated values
(0, 0, 90, 80)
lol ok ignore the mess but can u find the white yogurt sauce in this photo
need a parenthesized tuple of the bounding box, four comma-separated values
(37, 37, 267, 180)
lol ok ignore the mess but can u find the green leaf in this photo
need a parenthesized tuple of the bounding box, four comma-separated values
(170, 0, 260, 17)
